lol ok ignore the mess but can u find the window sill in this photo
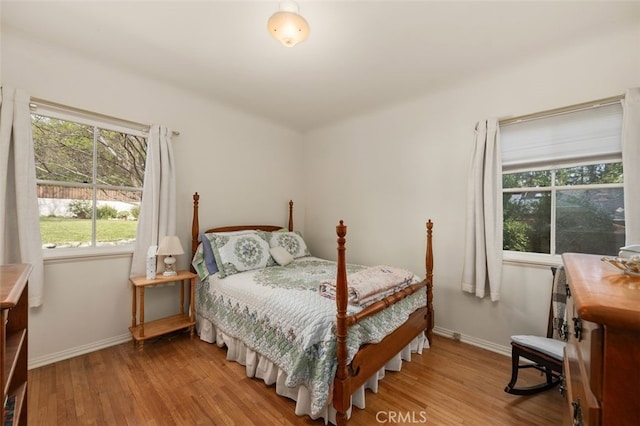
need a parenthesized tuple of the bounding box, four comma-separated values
(503, 251, 562, 267)
(43, 245, 134, 263)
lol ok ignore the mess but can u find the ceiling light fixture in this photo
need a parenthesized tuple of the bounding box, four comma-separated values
(267, 1, 309, 47)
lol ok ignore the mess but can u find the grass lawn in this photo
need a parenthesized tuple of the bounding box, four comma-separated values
(40, 217, 138, 246)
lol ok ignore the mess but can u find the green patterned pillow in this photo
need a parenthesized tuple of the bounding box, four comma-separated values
(210, 231, 275, 278)
(191, 242, 209, 281)
(269, 231, 310, 259)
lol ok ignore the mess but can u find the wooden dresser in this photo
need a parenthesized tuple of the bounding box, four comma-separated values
(562, 253, 640, 426)
(1, 264, 31, 426)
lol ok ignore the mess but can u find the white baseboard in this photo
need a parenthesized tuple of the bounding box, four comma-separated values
(433, 326, 511, 358)
(28, 334, 132, 370)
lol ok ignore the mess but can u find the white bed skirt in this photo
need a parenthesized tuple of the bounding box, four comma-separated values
(196, 316, 428, 424)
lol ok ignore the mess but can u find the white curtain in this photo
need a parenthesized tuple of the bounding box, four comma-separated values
(0, 86, 45, 307)
(622, 87, 640, 245)
(130, 125, 176, 277)
(461, 118, 503, 301)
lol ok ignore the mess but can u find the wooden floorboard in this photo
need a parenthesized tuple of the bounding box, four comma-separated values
(28, 333, 564, 425)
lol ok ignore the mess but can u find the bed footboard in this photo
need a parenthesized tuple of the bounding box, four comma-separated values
(333, 219, 434, 426)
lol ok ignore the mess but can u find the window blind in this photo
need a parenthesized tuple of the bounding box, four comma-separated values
(500, 102, 623, 171)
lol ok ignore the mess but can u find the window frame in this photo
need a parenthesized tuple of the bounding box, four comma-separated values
(30, 103, 148, 260)
(503, 159, 624, 264)
(500, 99, 624, 266)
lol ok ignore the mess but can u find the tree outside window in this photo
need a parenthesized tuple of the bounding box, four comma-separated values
(32, 114, 146, 249)
(503, 162, 624, 256)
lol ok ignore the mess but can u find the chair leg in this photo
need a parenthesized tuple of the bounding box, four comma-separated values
(545, 367, 554, 385)
(504, 351, 521, 393)
(505, 349, 562, 396)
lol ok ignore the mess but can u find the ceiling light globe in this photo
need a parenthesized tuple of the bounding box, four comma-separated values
(267, 10, 309, 47)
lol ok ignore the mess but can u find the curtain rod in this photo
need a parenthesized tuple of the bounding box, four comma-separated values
(499, 94, 624, 127)
(29, 97, 180, 136)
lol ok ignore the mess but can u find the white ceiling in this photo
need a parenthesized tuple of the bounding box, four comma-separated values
(2, 1, 639, 132)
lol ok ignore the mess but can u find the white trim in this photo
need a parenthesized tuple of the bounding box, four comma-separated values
(43, 247, 134, 262)
(28, 333, 132, 369)
(503, 251, 562, 267)
(29, 97, 179, 136)
(504, 158, 618, 175)
(500, 95, 623, 127)
(503, 182, 623, 194)
(31, 102, 148, 138)
(433, 326, 511, 358)
(502, 153, 622, 173)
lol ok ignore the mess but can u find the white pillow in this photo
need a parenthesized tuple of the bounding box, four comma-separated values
(269, 231, 310, 258)
(270, 246, 294, 266)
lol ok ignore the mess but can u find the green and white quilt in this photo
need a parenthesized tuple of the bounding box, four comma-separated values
(195, 256, 426, 415)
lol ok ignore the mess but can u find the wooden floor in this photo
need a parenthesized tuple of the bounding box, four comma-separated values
(28, 332, 564, 425)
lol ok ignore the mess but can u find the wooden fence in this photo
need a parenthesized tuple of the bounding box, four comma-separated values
(37, 185, 142, 202)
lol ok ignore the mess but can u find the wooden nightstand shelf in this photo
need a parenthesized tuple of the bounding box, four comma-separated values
(129, 270, 197, 350)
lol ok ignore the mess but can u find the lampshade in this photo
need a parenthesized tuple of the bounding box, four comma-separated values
(267, 1, 309, 47)
(157, 236, 184, 277)
(156, 236, 184, 256)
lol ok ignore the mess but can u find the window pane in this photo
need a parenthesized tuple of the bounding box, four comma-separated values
(503, 170, 551, 189)
(38, 185, 93, 248)
(556, 188, 625, 256)
(32, 115, 94, 183)
(33, 109, 146, 252)
(95, 189, 141, 246)
(555, 163, 623, 186)
(503, 191, 551, 253)
(97, 130, 147, 187)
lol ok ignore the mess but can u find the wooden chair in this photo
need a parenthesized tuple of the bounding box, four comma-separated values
(504, 267, 567, 396)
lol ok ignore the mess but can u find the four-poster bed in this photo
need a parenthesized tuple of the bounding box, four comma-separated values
(190, 192, 434, 425)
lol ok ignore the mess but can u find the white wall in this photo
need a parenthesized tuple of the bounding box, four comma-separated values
(302, 24, 640, 353)
(3, 19, 638, 366)
(2, 29, 304, 366)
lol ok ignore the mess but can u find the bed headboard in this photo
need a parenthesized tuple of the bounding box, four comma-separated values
(191, 192, 294, 260)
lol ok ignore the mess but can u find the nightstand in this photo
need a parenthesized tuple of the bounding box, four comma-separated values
(129, 270, 197, 350)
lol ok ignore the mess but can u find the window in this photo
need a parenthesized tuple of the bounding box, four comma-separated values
(31, 105, 147, 251)
(501, 101, 624, 257)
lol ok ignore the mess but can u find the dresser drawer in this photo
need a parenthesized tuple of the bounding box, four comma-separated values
(564, 344, 601, 426)
(567, 292, 603, 399)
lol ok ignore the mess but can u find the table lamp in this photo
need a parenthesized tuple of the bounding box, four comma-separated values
(156, 236, 184, 277)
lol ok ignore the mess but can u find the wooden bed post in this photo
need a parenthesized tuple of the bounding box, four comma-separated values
(425, 220, 434, 343)
(288, 200, 294, 231)
(334, 220, 349, 426)
(191, 192, 200, 267)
